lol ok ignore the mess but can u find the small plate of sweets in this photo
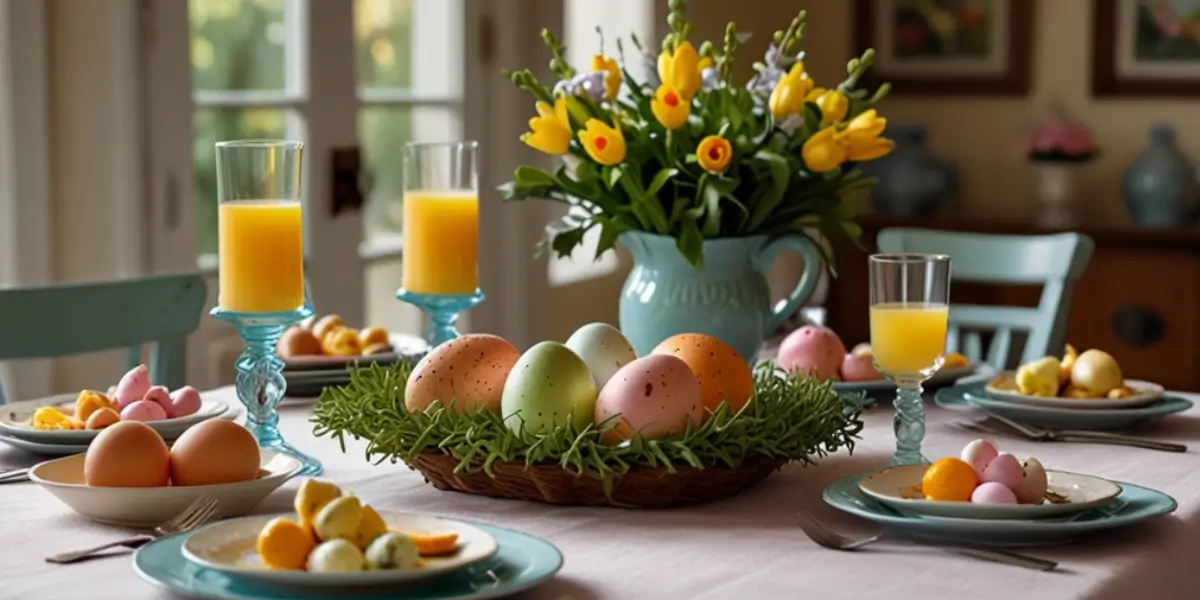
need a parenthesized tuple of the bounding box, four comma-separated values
(858, 438, 1122, 520)
(984, 344, 1165, 409)
(279, 313, 427, 371)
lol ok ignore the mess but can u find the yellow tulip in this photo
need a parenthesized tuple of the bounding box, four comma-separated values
(814, 90, 849, 124)
(651, 85, 690, 130)
(659, 42, 702, 100)
(802, 126, 847, 173)
(520, 97, 572, 155)
(578, 119, 627, 166)
(696, 135, 733, 174)
(841, 109, 894, 160)
(591, 54, 622, 101)
(768, 62, 813, 121)
(846, 137, 896, 161)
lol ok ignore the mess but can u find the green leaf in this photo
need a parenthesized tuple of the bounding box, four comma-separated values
(617, 167, 669, 234)
(646, 168, 677, 200)
(700, 182, 723, 237)
(515, 165, 557, 187)
(745, 150, 790, 232)
(551, 226, 589, 258)
(677, 214, 704, 269)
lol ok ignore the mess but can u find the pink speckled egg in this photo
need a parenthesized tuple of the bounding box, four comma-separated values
(120, 399, 167, 422)
(595, 354, 704, 442)
(960, 438, 999, 478)
(405, 334, 521, 414)
(971, 482, 1018, 505)
(167, 386, 203, 418)
(114, 365, 151, 409)
(839, 353, 883, 382)
(777, 326, 846, 381)
(142, 386, 172, 414)
(981, 452, 1025, 490)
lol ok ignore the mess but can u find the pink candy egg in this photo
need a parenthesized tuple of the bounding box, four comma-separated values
(839, 353, 884, 382)
(142, 386, 172, 413)
(777, 326, 846, 381)
(971, 482, 1018, 505)
(981, 452, 1025, 490)
(960, 438, 999, 478)
(114, 365, 151, 409)
(120, 399, 167, 422)
(168, 386, 203, 418)
(594, 354, 704, 441)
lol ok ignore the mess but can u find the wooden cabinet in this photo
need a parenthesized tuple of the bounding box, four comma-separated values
(824, 216, 1200, 391)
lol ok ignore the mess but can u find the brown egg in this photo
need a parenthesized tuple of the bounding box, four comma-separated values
(278, 327, 322, 357)
(85, 407, 121, 429)
(406, 334, 521, 413)
(359, 326, 390, 347)
(312, 315, 345, 341)
(652, 333, 755, 417)
(321, 327, 363, 357)
(85, 421, 171, 487)
(170, 420, 261, 486)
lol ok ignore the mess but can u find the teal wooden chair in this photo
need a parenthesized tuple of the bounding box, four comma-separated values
(0, 273, 207, 404)
(876, 228, 1095, 371)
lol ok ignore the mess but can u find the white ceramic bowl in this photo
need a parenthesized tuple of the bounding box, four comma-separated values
(858, 465, 1122, 520)
(29, 451, 300, 527)
(183, 512, 498, 587)
(0, 394, 229, 444)
(984, 375, 1165, 409)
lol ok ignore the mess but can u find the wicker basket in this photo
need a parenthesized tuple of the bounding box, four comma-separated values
(407, 453, 788, 508)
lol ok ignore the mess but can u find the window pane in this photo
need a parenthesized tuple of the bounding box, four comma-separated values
(355, 0, 461, 95)
(190, 0, 291, 92)
(359, 106, 461, 240)
(193, 108, 290, 256)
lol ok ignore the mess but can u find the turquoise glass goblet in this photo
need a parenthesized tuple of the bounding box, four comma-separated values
(396, 288, 485, 348)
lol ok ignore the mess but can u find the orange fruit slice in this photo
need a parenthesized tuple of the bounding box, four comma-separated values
(401, 531, 460, 556)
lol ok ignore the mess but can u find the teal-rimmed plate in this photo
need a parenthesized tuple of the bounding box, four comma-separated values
(935, 383, 1193, 431)
(833, 363, 977, 394)
(824, 471, 1177, 547)
(134, 522, 563, 600)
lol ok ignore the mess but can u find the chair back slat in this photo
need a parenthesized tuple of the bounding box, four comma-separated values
(877, 228, 1094, 370)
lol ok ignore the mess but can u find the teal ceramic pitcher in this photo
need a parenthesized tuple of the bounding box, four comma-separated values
(618, 231, 821, 362)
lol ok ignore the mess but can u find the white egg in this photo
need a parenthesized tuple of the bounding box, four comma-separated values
(564, 322, 638, 389)
(960, 438, 999, 478)
(1015, 457, 1049, 505)
(307, 539, 366, 573)
(365, 532, 421, 570)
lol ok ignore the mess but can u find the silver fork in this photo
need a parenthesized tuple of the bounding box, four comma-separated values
(971, 413, 1187, 453)
(46, 495, 220, 564)
(0, 467, 28, 484)
(795, 511, 1058, 571)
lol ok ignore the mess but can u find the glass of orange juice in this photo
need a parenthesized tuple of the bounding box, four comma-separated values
(869, 253, 951, 466)
(397, 141, 484, 348)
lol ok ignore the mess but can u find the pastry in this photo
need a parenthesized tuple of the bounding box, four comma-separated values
(359, 326, 390, 348)
(278, 327, 323, 357)
(321, 327, 363, 357)
(313, 315, 345, 342)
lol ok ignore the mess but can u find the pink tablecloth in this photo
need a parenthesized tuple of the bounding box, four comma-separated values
(2, 387, 1200, 600)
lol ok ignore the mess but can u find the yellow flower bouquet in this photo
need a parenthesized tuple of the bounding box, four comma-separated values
(499, 0, 893, 269)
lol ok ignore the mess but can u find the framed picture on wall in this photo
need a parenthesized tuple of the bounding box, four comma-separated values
(1093, 0, 1200, 96)
(853, 0, 1033, 95)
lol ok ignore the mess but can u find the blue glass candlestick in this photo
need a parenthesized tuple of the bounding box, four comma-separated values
(211, 305, 323, 476)
(396, 288, 485, 348)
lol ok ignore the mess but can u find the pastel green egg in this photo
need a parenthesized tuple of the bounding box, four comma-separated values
(501, 341, 598, 435)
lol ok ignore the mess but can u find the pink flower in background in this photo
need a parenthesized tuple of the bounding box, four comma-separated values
(1027, 119, 1097, 163)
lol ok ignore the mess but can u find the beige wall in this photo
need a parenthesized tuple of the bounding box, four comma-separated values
(688, 0, 1200, 224)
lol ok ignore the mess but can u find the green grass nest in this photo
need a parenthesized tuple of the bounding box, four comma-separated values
(311, 361, 863, 481)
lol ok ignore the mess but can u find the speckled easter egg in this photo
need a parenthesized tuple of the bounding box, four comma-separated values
(500, 341, 598, 435)
(651, 333, 754, 416)
(595, 355, 704, 441)
(565, 322, 638, 390)
(405, 334, 521, 414)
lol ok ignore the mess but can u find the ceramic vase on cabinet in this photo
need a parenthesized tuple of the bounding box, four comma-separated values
(862, 124, 958, 217)
(1123, 124, 1198, 228)
(618, 231, 821, 362)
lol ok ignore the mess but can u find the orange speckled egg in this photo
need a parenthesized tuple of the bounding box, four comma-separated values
(406, 334, 521, 413)
(651, 333, 754, 416)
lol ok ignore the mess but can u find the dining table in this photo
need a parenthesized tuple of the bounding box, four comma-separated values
(3, 385, 1200, 600)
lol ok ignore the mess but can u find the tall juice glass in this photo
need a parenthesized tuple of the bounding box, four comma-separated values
(869, 253, 951, 466)
(397, 141, 484, 347)
(212, 140, 322, 475)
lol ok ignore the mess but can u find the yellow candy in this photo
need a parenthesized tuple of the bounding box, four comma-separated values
(32, 407, 83, 431)
(257, 517, 315, 571)
(75, 390, 115, 423)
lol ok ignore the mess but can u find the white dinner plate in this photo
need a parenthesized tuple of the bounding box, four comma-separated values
(0, 394, 229, 444)
(833, 363, 976, 393)
(984, 375, 1165, 409)
(183, 512, 498, 587)
(30, 451, 300, 527)
(857, 465, 1123, 520)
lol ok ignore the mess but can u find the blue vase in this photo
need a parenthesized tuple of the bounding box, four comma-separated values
(1123, 124, 1198, 228)
(862, 124, 957, 217)
(618, 231, 821, 362)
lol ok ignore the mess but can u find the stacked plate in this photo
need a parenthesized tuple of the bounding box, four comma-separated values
(283, 333, 427, 398)
(0, 393, 233, 456)
(833, 363, 979, 396)
(135, 512, 564, 599)
(935, 378, 1193, 431)
(825, 466, 1177, 547)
